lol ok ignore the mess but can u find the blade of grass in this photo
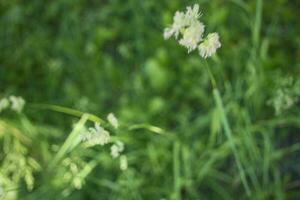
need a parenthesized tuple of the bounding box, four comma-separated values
(204, 61, 251, 196)
(173, 141, 181, 200)
(128, 123, 164, 135)
(48, 114, 89, 170)
(213, 89, 251, 196)
(229, 0, 251, 13)
(31, 103, 165, 136)
(30, 103, 104, 124)
(253, 0, 263, 48)
(0, 120, 31, 144)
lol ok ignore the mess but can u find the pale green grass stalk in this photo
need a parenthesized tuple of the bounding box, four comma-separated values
(204, 61, 251, 196)
(31, 104, 104, 124)
(253, 0, 263, 48)
(49, 114, 89, 169)
(128, 124, 164, 135)
(173, 141, 181, 200)
(77, 160, 98, 182)
(213, 89, 251, 196)
(31, 103, 164, 135)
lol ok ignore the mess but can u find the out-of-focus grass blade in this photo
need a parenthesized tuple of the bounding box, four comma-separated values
(252, 116, 300, 130)
(173, 141, 181, 200)
(208, 108, 221, 147)
(77, 160, 97, 180)
(253, 0, 263, 48)
(49, 114, 88, 170)
(229, 0, 251, 13)
(30, 103, 104, 124)
(0, 120, 31, 145)
(128, 123, 165, 135)
(213, 89, 251, 196)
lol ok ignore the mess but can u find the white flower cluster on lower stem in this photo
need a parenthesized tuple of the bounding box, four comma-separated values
(198, 33, 221, 58)
(80, 112, 127, 170)
(164, 4, 221, 59)
(0, 95, 25, 113)
(111, 141, 128, 171)
(80, 123, 110, 146)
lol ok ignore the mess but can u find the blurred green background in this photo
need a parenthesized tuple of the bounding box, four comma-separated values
(0, 0, 300, 199)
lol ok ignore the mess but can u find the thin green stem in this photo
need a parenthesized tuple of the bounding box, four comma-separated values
(204, 61, 251, 196)
(128, 124, 164, 135)
(173, 141, 181, 200)
(253, 0, 263, 49)
(213, 89, 251, 196)
(29, 103, 104, 124)
(204, 61, 217, 89)
(49, 114, 89, 170)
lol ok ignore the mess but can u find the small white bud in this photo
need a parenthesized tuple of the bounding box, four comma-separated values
(110, 141, 124, 158)
(107, 113, 119, 129)
(120, 155, 128, 171)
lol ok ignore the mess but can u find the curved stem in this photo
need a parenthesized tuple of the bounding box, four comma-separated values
(29, 103, 104, 124)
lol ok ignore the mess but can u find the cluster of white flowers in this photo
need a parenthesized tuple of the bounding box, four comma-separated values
(164, 4, 221, 58)
(110, 141, 124, 158)
(268, 77, 300, 115)
(80, 113, 128, 170)
(110, 140, 128, 170)
(62, 158, 86, 190)
(80, 112, 119, 146)
(80, 123, 110, 146)
(0, 95, 25, 113)
(198, 33, 221, 58)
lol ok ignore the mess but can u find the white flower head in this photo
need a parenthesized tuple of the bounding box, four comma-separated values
(90, 123, 110, 145)
(185, 4, 201, 24)
(120, 155, 128, 171)
(164, 4, 221, 59)
(81, 123, 110, 146)
(0, 98, 9, 113)
(107, 113, 119, 129)
(198, 33, 221, 59)
(110, 141, 124, 158)
(163, 27, 175, 40)
(164, 11, 187, 40)
(164, 4, 202, 41)
(9, 96, 25, 113)
(179, 21, 205, 53)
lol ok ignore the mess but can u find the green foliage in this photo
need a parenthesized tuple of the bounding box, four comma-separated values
(0, 0, 300, 199)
